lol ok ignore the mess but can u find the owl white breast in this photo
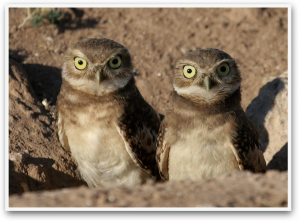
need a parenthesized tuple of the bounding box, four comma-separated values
(156, 48, 266, 181)
(56, 38, 162, 187)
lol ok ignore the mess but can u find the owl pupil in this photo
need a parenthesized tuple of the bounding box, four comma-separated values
(187, 69, 192, 73)
(112, 59, 118, 64)
(78, 60, 83, 65)
(220, 66, 226, 72)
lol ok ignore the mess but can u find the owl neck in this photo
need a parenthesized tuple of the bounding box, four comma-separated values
(61, 77, 137, 103)
(114, 76, 138, 98)
(172, 88, 242, 115)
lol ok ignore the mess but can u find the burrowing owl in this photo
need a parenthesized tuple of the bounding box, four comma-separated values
(156, 48, 266, 181)
(56, 38, 162, 187)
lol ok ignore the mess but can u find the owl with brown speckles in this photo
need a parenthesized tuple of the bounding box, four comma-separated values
(156, 48, 266, 181)
(56, 38, 162, 187)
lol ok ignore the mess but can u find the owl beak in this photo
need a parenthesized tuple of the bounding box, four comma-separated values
(95, 69, 106, 85)
(203, 76, 212, 91)
(95, 70, 101, 84)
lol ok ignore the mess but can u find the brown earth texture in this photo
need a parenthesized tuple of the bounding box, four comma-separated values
(8, 7, 288, 209)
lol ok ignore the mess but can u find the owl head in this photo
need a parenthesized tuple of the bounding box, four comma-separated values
(62, 38, 134, 96)
(173, 48, 241, 104)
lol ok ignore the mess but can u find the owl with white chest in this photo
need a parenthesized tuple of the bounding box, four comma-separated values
(156, 48, 266, 181)
(56, 38, 162, 187)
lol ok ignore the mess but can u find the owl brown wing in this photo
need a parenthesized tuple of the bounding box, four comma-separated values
(117, 90, 162, 181)
(230, 110, 267, 173)
(155, 118, 170, 181)
(56, 110, 71, 152)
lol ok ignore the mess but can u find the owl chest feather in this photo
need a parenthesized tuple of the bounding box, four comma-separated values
(59, 99, 150, 187)
(168, 114, 239, 181)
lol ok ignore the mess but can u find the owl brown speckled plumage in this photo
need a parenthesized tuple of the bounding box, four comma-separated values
(156, 48, 266, 181)
(56, 38, 162, 187)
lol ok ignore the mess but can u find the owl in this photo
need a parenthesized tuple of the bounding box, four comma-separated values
(56, 38, 162, 188)
(156, 48, 266, 181)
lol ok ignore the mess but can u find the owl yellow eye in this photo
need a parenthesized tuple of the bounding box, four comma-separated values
(74, 57, 87, 70)
(108, 56, 122, 69)
(217, 63, 230, 76)
(183, 66, 196, 78)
